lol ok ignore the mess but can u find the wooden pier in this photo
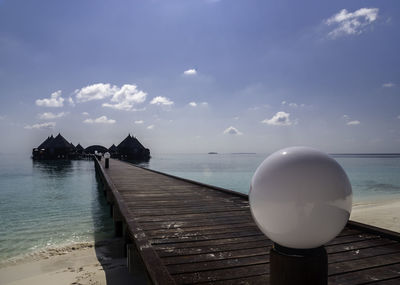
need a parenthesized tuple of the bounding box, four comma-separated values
(94, 157, 400, 284)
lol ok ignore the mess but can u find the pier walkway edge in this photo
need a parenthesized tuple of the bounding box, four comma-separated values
(94, 157, 400, 285)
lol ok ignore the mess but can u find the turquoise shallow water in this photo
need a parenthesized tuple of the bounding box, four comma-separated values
(0, 154, 113, 263)
(1, 153, 400, 263)
(138, 153, 400, 203)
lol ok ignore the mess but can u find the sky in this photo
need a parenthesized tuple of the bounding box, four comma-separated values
(0, 0, 399, 154)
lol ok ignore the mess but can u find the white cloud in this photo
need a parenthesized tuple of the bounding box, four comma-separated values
(24, 122, 56, 129)
(38, 112, 68, 120)
(262, 111, 293, 126)
(68, 97, 75, 106)
(102, 84, 147, 111)
(347, 120, 361, 125)
(147, 124, 154, 130)
(281, 101, 305, 108)
(134, 120, 144, 124)
(83, 116, 116, 124)
(382, 82, 395, 88)
(36, 90, 64, 107)
(189, 101, 208, 107)
(223, 126, 243, 135)
(343, 115, 360, 125)
(183, 69, 197, 75)
(0, 115, 5, 120)
(325, 8, 379, 38)
(82, 112, 89, 116)
(150, 96, 174, 106)
(397, 115, 400, 120)
(75, 83, 118, 102)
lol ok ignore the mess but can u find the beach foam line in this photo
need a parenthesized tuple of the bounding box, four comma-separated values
(0, 242, 95, 269)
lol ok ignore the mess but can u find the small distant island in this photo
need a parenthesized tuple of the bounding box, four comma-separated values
(208, 152, 218, 154)
(32, 133, 150, 161)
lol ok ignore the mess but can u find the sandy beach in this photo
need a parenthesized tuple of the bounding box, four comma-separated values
(350, 198, 400, 233)
(0, 238, 145, 285)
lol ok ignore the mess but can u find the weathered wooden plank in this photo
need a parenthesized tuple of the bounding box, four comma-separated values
(172, 263, 269, 284)
(150, 230, 263, 245)
(139, 217, 255, 230)
(129, 206, 250, 216)
(168, 254, 269, 275)
(326, 233, 381, 245)
(326, 238, 398, 254)
(146, 223, 257, 237)
(328, 252, 400, 275)
(155, 237, 271, 257)
(162, 246, 271, 265)
(370, 278, 400, 285)
(328, 263, 400, 284)
(208, 275, 270, 285)
(130, 211, 253, 222)
(328, 243, 400, 263)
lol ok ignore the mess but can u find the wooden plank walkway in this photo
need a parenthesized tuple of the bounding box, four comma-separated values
(94, 157, 400, 285)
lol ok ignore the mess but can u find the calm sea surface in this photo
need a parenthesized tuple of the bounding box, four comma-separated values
(1, 153, 400, 263)
(0, 154, 113, 263)
(138, 153, 400, 202)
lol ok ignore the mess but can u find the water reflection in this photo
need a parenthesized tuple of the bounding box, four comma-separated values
(32, 159, 74, 176)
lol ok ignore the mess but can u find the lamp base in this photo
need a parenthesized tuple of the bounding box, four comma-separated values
(270, 243, 327, 285)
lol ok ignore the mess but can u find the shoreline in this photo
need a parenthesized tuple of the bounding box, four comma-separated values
(0, 238, 142, 285)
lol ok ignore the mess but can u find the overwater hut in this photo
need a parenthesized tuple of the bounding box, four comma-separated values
(46, 133, 75, 159)
(117, 134, 150, 161)
(32, 135, 54, 159)
(70, 142, 76, 152)
(38, 135, 54, 150)
(108, 144, 118, 157)
(75, 143, 84, 154)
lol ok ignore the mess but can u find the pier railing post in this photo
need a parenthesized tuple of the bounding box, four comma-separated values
(104, 152, 110, 168)
(249, 147, 353, 285)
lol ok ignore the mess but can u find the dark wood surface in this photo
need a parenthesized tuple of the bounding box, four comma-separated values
(95, 158, 400, 285)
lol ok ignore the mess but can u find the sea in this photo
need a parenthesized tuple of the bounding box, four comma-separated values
(1, 153, 400, 264)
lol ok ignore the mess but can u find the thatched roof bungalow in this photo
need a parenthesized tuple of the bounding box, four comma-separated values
(37, 135, 54, 150)
(75, 143, 84, 154)
(45, 133, 74, 158)
(108, 144, 118, 157)
(117, 134, 150, 161)
(32, 134, 75, 159)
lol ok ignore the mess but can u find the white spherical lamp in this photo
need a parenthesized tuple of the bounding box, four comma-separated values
(249, 146, 352, 249)
(104, 152, 111, 159)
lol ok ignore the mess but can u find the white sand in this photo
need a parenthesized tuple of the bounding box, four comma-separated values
(0, 238, 145, 285)
(350, 198, 400, 233)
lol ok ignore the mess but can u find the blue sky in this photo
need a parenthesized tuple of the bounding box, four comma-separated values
(0, 0, 399, 154)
